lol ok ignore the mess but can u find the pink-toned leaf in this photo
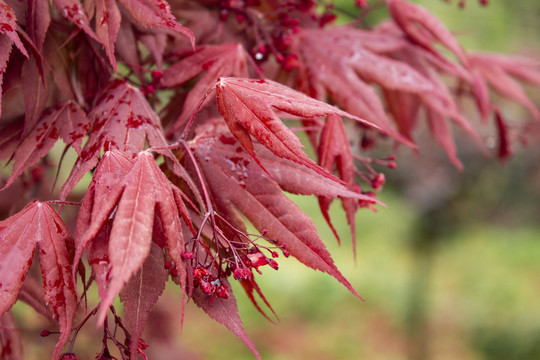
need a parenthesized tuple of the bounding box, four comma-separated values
(387, 0, 467, 64)
(60, 80, 169, 199)
(240, 278, 277, 323)
(318, 114, 358, 248)
(18, 276, 54, 322)
(52, 0, 99, 42)
(95, 0, 121, 70)
(192, 276, 261, 360)
(162, 44, 252, 135)
(0, 312, 22, 360)
(0, 201, 40, 317)
(0, 1, 28, 58)
(35, 203, 77, 360)
(215, 77, 378, 180)
(1, 102, 89, 191)
(117, 0, 194, 46)
(140, 32, 166, 70)
(120, 241, 167, 358)
(469, 53, 540, 120)
(191, 135, 362, 299)
(26, 0, 51, 51)
(427, 109, 463, 170)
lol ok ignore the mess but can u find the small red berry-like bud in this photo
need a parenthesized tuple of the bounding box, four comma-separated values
(247, 252, 269, 268)
(388, 155, 395, 161)
(271, 251, 279, 258)
(138, 338, 148, 351)
(181, 251, 194, 259)
(194, 267, 209, 280)
(268, 259, 279, 270)
(355, 0, 368, 7)
(151, 70, 163, 81)
(233, 268, 244, 280)
(371, 173, 386, 191)
(261, 229, 268, 235)
(216, 285, 229, 299)
(40, 329, 51, 337)
(164, 261, 173, 269)
(458, 0, 465, 8)
(282, 249, 290, 258)
(388, 161, 397, 169)
(200, 280, 215, 295)
(60, 353, 78, 360)
(479, 0, 488, 5)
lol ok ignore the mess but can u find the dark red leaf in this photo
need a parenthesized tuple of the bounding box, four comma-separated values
(26, 0, 51, 51)
(120, 241, 167, 358)
(0, 1, 28, 58)
(21, 54, 49, 138)
(60, 80, 169, 199)
(1, 102, 89, 191)
(192, 276, 260, 360)
(117, 0, 194, 46)
(52, 0, 99, 42)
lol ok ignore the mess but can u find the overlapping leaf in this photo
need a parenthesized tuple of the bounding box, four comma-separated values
(215, 77, 379, 180)
(0, 201, 77, 360)
(191, 131, 363, 299)
(192, 270, 260, 360)
(0, 312, 22, 360)
(1, 102, 89, 191)
(120, 241, 167, 358)
(161, 44, 252, 135)
(72, 151, 192, 325)
(60, 80, 169, 199)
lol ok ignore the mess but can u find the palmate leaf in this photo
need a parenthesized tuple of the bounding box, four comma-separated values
(0, 201, 77, 360)
(72, 151, 191, 325)
(60, 80, 169, 199)
(191, 131, 363, 299)
(215, 77, 379, 180)
(0, 1, 28, 120)
(52, 0, 99, 41)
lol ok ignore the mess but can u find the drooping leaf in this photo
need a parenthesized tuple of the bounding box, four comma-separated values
(0, 201, 41, 318)
(35, 203, 77, 360)
(215, 77, 378, 180)
(0, 312, 22, 360)
(21, 53, 49, 138)
(120, 241, 167, 358)
(191, 133, 362, 299)
(95, 0, 121, 70)
(192, 276, 261, 360)
(73, 150, 133, 273)
(1, 102, 89, 191)
(318, 114, 359, 248)
(427, 109, 463, 170)
(60, 80, 169, 199)
(26, 0, 51, 52)
(161, 44, 252, 135)
(77, 151, 190, 326)
(387, 0, 467, 64)
(52, 0, 99, 42)
(117, 0, 194, 46)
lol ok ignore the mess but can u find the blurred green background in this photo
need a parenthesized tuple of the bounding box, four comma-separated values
(11, 1, 540, 359)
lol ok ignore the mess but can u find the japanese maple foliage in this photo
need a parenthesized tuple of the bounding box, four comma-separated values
(0, 0, 539, 359)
